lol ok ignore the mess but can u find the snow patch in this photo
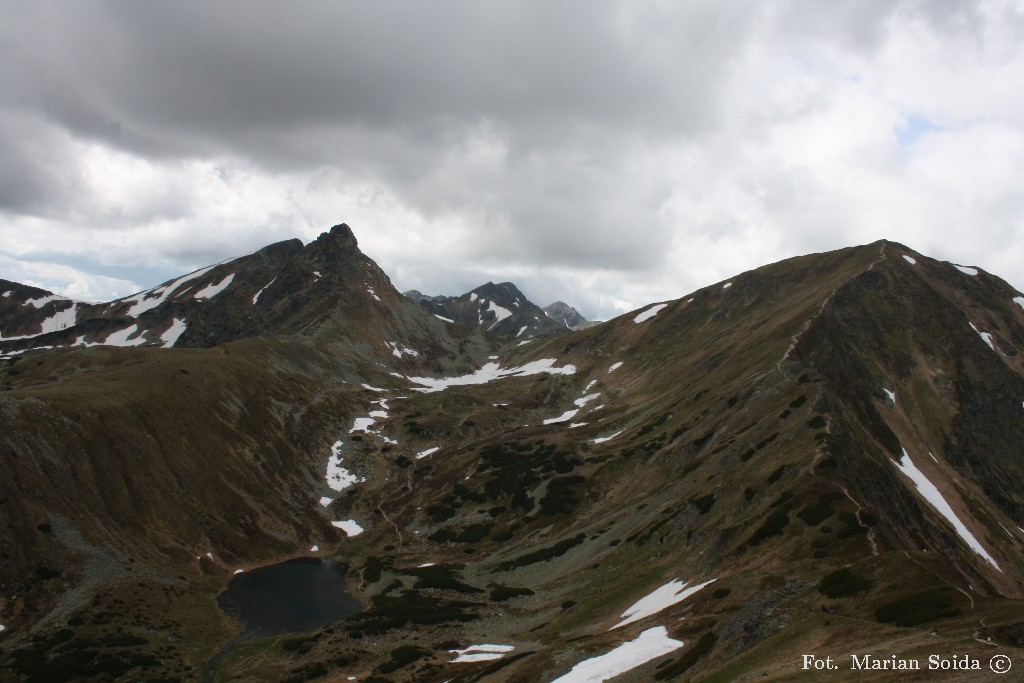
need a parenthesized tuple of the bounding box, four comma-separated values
(633, 304, 667, 324)
(892, 448, 1000, 570)
(310, 545, 319, 552)
(449, 644, 514, 663)
(361, 383, 387, 392)
(252, 277, 276, 304)
(883, 388, 895, 405)
(417, 447, 440, 459)
(233, 569, 243, 575)
(517, 325, 528, 337)
(544, 393, 601, 425)
(903, 255, 917, 265)
(103, 324, 147, 347)
(366, 286, 380, 301)
(26, 294, 60, 308)
(32, 301, 79, 336)
(722, 282, 732, 289)
(320, 496, 334, 507)
(407, 358, 576, 393)
(608, 362, 623, 373)
(469, 292, 478, 301)
(969, 322, 996, 351)
(435, 314, 455, 323)
(160, 318, 188, 347)
(326, 441, 365, 491)
(593, 430, 623, 444)
(611, 578, 717, 630)
(193, 273, 235, 300)
(386, 341, 420, 358)
(332, 519, 364, 536)
(955, 265, 978, 276)
(487, 301, 513, 329)
(550, 626, 684, 683)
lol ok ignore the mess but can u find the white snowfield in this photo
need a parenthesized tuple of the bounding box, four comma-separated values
(486, 301, 513, 329)
(193, 273, 235, 300)
(406, 358, 577, 393)
(416, 446, 440, 459)
(611, 578, 717, 630)
(955, 265, 978, 276)
(969, 322, 996, 352)
(326, 440, 365, 491)
(103, 324, 147, 347)
(544, 392, 602, 425)
(331, 519, 364, 536)
(593, 430, 623, 444)
(319, 496, 333, 507)
(160, 318, 188, 346)
(551, 626, 684, 683)
(633, 304, 667, 324)
(125, 261, 226, 317)
(449, 644, 515, 663)
(903, 255, 917, 265)
(607, 362, 623, 373)
(252, 277, 276, 304)
(892, 448, 1000, 571)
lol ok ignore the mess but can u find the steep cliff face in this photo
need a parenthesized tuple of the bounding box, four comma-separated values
(2, 234, 1023, 682)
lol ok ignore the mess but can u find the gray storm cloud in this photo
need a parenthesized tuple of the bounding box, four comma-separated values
(1, 1, 1022, 317)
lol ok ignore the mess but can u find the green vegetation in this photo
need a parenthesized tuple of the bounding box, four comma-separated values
(376, 645, 430, 674)
(495, 533, 587, 571)
(747, 509, 790, 546)
(874, 590, 960, 626)
(818, 567, 873, 598)
(655, 631, 718, 680)
(403, 565, 482, 594)
(345, 590, 481, 635)
(489, 584, 535, 601)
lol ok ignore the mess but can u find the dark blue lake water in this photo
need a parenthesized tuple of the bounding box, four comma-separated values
(216, 557, 363, 637)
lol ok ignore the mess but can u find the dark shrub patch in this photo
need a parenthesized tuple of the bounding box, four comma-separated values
(747, 509, 789, 546)
(818, 567, 873, 598)
(377, 645, 430, 674)
(766, 465, 789, 485)
(875, 590, 959, 626)
(654, 632, 717, 680)
(404, 565, 482, 594)
(797, 492, 844, 526)
(489, 584, 534, 601)
(345, 590, 480, 634)
(807, 415, 827, 429)
(495, 534, 586, 571)
(690, 494, 716, 515)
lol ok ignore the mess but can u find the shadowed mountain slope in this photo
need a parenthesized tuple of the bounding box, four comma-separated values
(406, 281, 568, 339)
(1, 235, 1023, 682)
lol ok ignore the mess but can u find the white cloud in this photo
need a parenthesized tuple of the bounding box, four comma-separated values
(1, 1, 1023, 320)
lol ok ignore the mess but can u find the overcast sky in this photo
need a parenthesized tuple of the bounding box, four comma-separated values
(2, 1, 1023, 320)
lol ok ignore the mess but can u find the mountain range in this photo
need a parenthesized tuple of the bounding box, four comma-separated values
(1, 225, 1023, 682)
(403, 285, 597, 339)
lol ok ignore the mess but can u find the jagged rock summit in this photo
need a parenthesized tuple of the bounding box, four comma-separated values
(405, 280, 568, 339)
(543, 300, 599, 330)
(0, 223, 445, 358)
(2, 232, 1024, 682)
